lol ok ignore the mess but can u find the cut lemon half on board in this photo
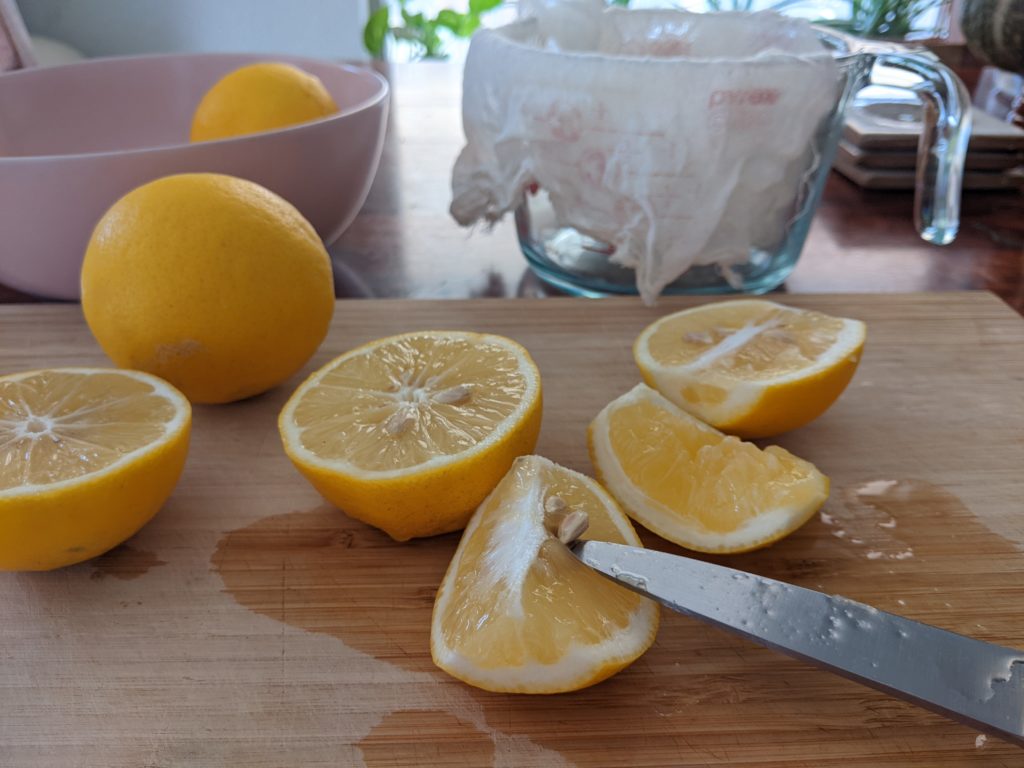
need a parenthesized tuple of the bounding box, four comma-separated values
(279, 331, 542, 541)
(634, 299, 866, 438)
(589, 384, 828, 554)
(0, 368, 191, 571)
(431, 455, 659, 693)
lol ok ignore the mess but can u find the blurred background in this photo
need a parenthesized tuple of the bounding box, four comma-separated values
(15, 0, 372, 63)
(11, 0, 958, 64)
(12, 0, 1019, 192)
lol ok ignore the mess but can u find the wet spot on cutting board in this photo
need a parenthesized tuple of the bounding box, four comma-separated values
(211, 505, 453, 674)
(717, 478, 1019, 614)
(90, 544, 166, 581)
(358, 709, 494, 768)
(818, 478, 922, 561)
(831, 478, 1015, 567)
(456, 480, 1024, 766)
(208, 488, 1024, 766)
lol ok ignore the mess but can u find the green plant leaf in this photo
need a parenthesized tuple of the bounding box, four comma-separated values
(421, 21, 446, 58)
(401, 9, 425, 27)
(469, 0, 503, 13)
(363, 6, 389, 57)
(456, 13, 482, 36)
(435, 9, 482, 37)
(435, 8, 464, 31)
(367, 0, 506, 61)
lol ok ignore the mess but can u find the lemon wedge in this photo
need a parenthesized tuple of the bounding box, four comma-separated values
(590, 384, 828, 554)
(634, 299, 865, 437)
(431, 455, 659, 693)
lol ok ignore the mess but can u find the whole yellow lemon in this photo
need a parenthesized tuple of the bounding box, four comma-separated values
(190, 62, 339, 142)
(81, 173, 335, 404)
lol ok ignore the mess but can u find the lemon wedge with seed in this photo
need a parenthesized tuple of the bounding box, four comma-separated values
(431, 455, 659, 693)
(634, 299, 866, 438)
(0, 368, 190, 571)
(589, 384, 829, 554)
(278, 331, 542, 541)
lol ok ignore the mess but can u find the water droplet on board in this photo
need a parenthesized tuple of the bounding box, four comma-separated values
(818, 480, 984, 566)
(857, 479, 900, 497)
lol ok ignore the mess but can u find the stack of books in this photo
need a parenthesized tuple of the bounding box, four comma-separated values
(834, 98, 1024, 190)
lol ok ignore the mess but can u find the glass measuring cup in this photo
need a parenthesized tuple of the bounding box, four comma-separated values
(514, 29, 971, 297)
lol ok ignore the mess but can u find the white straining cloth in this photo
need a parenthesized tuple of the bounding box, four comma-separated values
(450, 6, 840, 302)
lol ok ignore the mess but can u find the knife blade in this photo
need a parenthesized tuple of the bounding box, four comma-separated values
(572, 539, 1024, 746)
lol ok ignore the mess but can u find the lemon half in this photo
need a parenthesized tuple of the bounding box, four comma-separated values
(0, 368, 190, 571)
(279, 331, 542, 541)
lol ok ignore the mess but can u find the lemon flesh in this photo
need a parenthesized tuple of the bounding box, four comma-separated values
(431, 455, 659, 693)
(0, 368, 190, 571)
(635, 299, 866, 438)
(590, 384, 828, 554)
(279, 331, 542, 540)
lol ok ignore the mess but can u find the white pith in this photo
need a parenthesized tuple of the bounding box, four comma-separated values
(431, 455, 659, 690)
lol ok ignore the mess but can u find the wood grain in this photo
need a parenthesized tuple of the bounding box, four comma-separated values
(1, 293, 1024, 767)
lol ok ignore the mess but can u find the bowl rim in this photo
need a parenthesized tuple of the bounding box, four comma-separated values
(0, 51, 390, 164)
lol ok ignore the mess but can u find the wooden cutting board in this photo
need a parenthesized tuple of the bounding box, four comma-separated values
(2, 293, 1024, 768)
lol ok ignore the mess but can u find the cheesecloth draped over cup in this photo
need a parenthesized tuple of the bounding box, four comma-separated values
(450, 6, 840, 302)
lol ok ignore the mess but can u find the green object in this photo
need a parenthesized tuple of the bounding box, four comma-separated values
(470, 0, 503, 12)
(818, 0, 942, 38)
(705, 0, 756, 11)
(363, 0, 504, 60)
(363, 0, 944, 60)
(364, 6, 390, 57)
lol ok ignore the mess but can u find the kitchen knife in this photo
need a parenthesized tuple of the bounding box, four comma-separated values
(572, 539, 1024, 747)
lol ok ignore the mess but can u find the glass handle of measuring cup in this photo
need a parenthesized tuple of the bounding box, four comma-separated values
(873, 52, 971, 245)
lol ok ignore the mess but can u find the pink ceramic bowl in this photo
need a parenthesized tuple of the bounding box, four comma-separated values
(0, 52, 389, 299)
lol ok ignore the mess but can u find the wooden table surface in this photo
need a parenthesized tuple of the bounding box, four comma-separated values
(2, 293, 1024, 767)
(1, 61, 1023, 311)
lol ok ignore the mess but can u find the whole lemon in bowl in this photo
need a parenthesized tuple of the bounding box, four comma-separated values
(81, 173, 334, 404)
(190, 61, 339, 142)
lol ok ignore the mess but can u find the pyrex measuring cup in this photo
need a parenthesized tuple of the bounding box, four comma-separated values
(509, 27, 971, 297)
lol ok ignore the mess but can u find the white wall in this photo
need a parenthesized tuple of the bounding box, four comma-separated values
(17, 0, 371, 60)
